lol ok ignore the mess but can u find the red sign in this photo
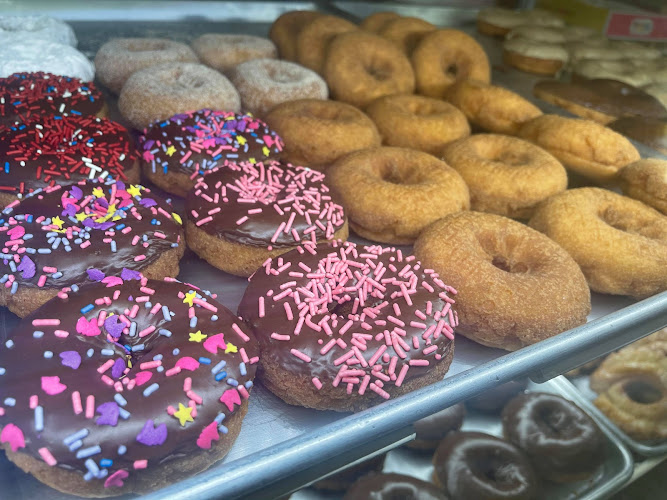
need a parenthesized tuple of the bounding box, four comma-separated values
(606, 12, 667, 39)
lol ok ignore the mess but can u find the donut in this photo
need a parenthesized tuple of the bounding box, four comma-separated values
(238, 240, 458, 411)
(445, 79, 542, 135)
(477, 8, 530, 37)
(572, 59, 654, 88)
(360, 11, 401, 33)
(0, 72, 106, 126)
(0, 39, 94, 81)
(613, 40, 662, 61)
(506, 25, 569, 44)
(464, 379, 528, 414)
(378, 17, 435, 55)
(139, 109, 284, 197)
(264, 99, 380, 170)
(295, 15, 357, 74)
(230, 58, 327, 117)
(618, 159, 667, 215)
(643, 82, 667, 108)
(502, 393, 605, 482)
(502, 38, 569, 76)
(407, 403, 465, 451)
(327, 147, 470, 244)
(529, 187, 667, 298)
(0, 275, 258, 496)
(185, 160, 348, 277)
(324, 31, 415, 108)
(190, 34, 277, 75)
(518, 114, 640, 184)
(533, 78, 667, 125)
(268, 10, 322, 61)
(414, 211, 591, 351)
(313, 454, 385, 491)
(344, 473, 448, 500)
(118, 63, 241, 130)
(0, 114, 140, 206)
(0, 15, 76, 46)
(608, 117, 667, 156)
(365, 94, 470, 156)
(411, 29, 490, 98)
(94, 38, 198, 95)
(441, 134, 567, 220)
(433, 431, 539, 500)
(0, 178, 184, 318)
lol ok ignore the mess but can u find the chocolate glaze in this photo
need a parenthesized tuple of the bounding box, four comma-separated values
(343, 473, 448, 500)
(409, 403, 465, 449)
(465, 379, 528, 414)
(0, 72, 104, 126)
(433, 431, 539, 500)
(0, 277, 258, 490)
(313, 453, 385, 491)
(0, 178, 183, 292)
(0, 114, 136, 198)
(501, 392, 605, 482)
(186, 161, 346, 248)
(610, 117, 667, 156)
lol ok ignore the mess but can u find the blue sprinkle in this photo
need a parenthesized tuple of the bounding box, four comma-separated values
(5, 340, 14, 349)
(159, 329, 172, 337)
(240, 362, 247, 376)
(110, 241, 116, 252)
(162, 305, 171, 322)
(218, 425, 228, 434)
(38, 248, 52, 254)
(114, 394, 128, 407)
(189, 316, 197, 328)
(143, 383, 159, 397)
(44, 351, 53, 359)
(10, 281, 17, 294)
(211, 360, 226, 374)
(100, 459, 113, 468)
(83, 471, 94, 482)
(198, 357, 211, 365)
(214, 413, 226, 424)
(118, 445, 127, 455)
(0, 367, 5, 375)
(34, 406, 44, 431)
(100, 349, 114, 356)
(33, 331, 44, 338)
(26, 248, 36, 254)
(215, 371, 227, 382)
(172, 348, 180, 356)
(87, 348, 94, 358)
(71, 284, 79, 292)
(80, 304, 94, 314)
(227, 378, 239, 387)
(119, 408, 131, 419)
(156, 366, 164, 373)
(211, 315, 218, 321)
(69, 439, 83, 452)
(145, 301, 152, 309)
(153, 354, 163, 361)
(245, 380, 254, 389)
(76, 445, 101, 459)
(0, 275, 8, 284)
(52, 272, 63, 279)
(64, 429, 89, 445)
(129, 322, 137, 337)
(4, 398, 16, 406)
(84, 458, 100, 475)
(131, 344, 145, 352)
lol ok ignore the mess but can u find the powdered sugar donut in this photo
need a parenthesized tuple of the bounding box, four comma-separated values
(0, 39, 94, 81)
(230, 58, 327, 117)
(0, 15, 76, 46)
(191, 34, 277, 74)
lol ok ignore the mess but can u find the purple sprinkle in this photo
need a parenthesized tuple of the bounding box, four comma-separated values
(87, 269, 105, 282)
(120, 268, 142, 281)
(18, 255, 36, 279)
(139, 198, 157, 208)
(61, 204, 77, 217)
(96, 402, 119, 427)
(136, 419, 168, 446)
(116, 181, 125, 191)
(104, 316, 124, 339)
(111, 358, 126, 379)
(60, 351, 81, 370)
(70, 186, 83, 200)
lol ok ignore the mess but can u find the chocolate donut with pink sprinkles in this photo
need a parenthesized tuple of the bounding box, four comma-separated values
(238, 240, 458, 411)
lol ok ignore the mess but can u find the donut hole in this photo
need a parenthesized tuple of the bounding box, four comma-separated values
(471, 451, 521, 487)
(405, 101, 437, 117)
(172, 70, 207, 89)
(494, 150, 531, 167)
(377, 160, 425, 185)
(623, 379, 663, 404)
(126, 40, 169, 52)
(365, 58, 394, 82)
(537, 403, 572, 437)
(384, 486, 415, 500)
(306, 105, 354, 123)
(477, 234, 530, 274)
(600, 206, 658, 238)
(267, 66, 300, 84)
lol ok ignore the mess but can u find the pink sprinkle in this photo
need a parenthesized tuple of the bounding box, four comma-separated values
(139, 360, 161, 370)
(238, 385, 250, 399)
(72, 391, 83, 414)
(258, 297, 265, 317)
(85, 395, 95, 419)
(165, 367, 182, 377)
(38, 447, 57, 466)
(186, 390, 203, 404)
(370, 382, 391, 399)
(134, 254, 146, 262)
(134, 460, 148, 470)
(101, 375, 114, 386)
(231, 323, 249, 342)
(32, 319, 60, 326)
(290, 348, 312, 362)
(138, 325, 156, 338)
(97, 360, 115, 374)
(240, 347, 250, 364)
(271, 333, 291, 341)
(409, 359, 429, 367)
(29, 395, 38, 409)
(358, 375, 371, 395)
(184, 377, 192, 392)
(395, 364, 410, 387)
(312, 377, 323, 390)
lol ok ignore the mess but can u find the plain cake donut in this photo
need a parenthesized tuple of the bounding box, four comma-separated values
(378, 16, 435, 54)
(269, 10, 322, 61)
(360, 11, 401, 33)
(191, 34, 276, 74)
(295, 15, 357, 74)
(618, 159, 667, 215)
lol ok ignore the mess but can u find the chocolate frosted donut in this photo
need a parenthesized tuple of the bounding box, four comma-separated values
(0, 72, 106, 126)
(433, 431, 539, 500)
(0, 179, 184, 318)
(0, 114, 139, 206)
(344, 473, 448, 500)
(238, 240, 458, 411)
(408, 403, 465, 450)
(465, 379, 528, 414)
(502, 393, 605, 482)
(0, 276, 258, 496)
(185, 160, 348, 277)
(139, 109, 284, 197)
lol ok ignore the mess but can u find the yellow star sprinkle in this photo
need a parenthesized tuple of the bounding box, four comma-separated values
(237, 136, 247, 146)
(127, 185, 142, 197)
(189, 330, 207, 343)
(262, 146, 270, 157)
(92, 187, 104, 198)
(165, 145, 177, 157)
(172, 212, 182, 225)
(225, 342, 238, 354)
(183, 290, 196, 307)
(173, 403, 194, 427)
(75, 211, 90, 222)
(51, 216, 64, 228)
(248, 157, 256, 165)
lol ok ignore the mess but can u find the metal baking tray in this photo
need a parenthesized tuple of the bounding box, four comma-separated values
(291, 376, 635, 500)
(0, 2, 666, 499)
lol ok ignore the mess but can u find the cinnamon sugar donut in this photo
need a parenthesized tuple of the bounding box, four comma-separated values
(360, 11, 401, 33)
(269, 10, 321, 61)
(118, 63, 240, 130)
(529, 187, 667, 298)
(411, 29, 490, 98)
(414, 211, 591, 351)
(618, 159, 667, 215)
(230, 58, 327, 117)
(94, 38, 198, 94)
(445, 79, 542, 135)
(442, 134, 567, 219)
(264, 99, 380, 170)
(365, 94, 470, 155)
(296, 15, 357, 74)
(378, 16, 435, 54)
(191, 34, 277, 74)
(324, 31, 415, 108)
(518, 114, 640, 184)
(327, 147, 469, 244)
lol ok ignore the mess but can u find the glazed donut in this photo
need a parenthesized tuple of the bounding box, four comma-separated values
(264, 99, 380, 170)
(529, 187, 667, 298)
(572, 59, 653, 88)
(506, 26, 569, 44)
(502, 38, 569, 76)
(327, 147, 470, 244)
(445, 79, 542, 135)
(118, 63, 241, 130)
(433, 431, 539, 500)
(230, 58, 328, 117)
(407, 403, 465, 451)
(414, 211, 591, 351)
(0, 114, 139, 206)
(477, 8, 530, 37)
(0, 15, 76, 46)
(344, 473, 448, 500)
(502, 393, 605, 482)
(139, 109, 284, 197)
(365, 94, 470, 155)
(441, 134, 567, 220)
(0, 275, 258, 496)
(269, 10, 322, 61)
(185, 160, 348, 277)
(643, 82, 667, 108)
(94, 38, 198, 95)
(313, 455, 385, 491)
(0, 72, 106, 126)
(324, 31, 415, 108)
(618, 159, 667, 215)
(378, 16, 435, 54)
(608, 117, 667, 156)
(0, 39, 94, 81)
(238, 240, 458, 411)
(0, 178, 184, 318)
(613, 40, 662, 60)
(518, 114, 640, 184)
(360, 11, 401, 33)
(411, 29, 490, 98)
(295, 15, 357, 74)
(190, 34, 277, 74)
(465, 379, 528, 414)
